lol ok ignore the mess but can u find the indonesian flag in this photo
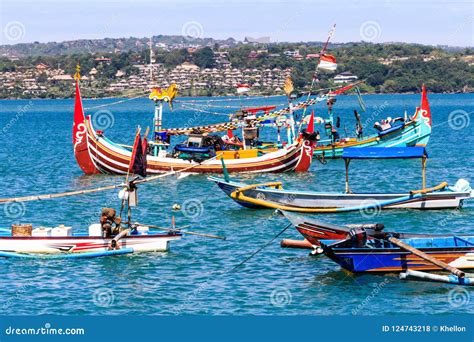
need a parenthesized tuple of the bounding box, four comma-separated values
(237, 83, 251, 94)
(318, 54, 337, 72)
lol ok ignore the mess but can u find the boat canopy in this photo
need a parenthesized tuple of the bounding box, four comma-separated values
(342, 147, 429, 193)
(342, 147, 428, 160)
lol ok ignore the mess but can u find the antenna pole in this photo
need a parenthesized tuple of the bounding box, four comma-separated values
(149, 37, 153, 81)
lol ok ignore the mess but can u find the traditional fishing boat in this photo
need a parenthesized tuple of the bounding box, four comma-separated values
(312, 85, 432, 159)
(73, 69, 316, 175)
(321, 234, 474, 273)
(210, 147, 473, 212)
(0, 226, 181, 255)
(1, 131, 225, 259)
(280, 213, 474, 285)
(279, 211, 468, 246)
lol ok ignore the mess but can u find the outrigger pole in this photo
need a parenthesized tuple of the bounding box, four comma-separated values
(0, 153, 224, 204)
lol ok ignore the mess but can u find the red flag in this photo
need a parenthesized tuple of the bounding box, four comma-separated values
(420, 84, 432, 127)
(128, 129, 147, 177)
(237, 83, 251, 94)
(318, 54, 337, 71)
(329, 82, 359, 95)
(141, 134, 148, 175)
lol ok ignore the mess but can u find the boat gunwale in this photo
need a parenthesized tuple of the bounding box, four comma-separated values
(0, 232, 182, 240)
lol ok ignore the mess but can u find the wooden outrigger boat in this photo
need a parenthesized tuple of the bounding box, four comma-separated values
(73, 70, 316, 175)
(0, 187, 184, 259)
(1, 126, 225, 259)
(279, 210, 468, 249)
(280, 211, 448, 246)
(312, 85, 433, 159)
(321, 233, 474, 276)
(281, 213, 474, 285)
(210, 147, 473, 212)
(0, 229, 182, 256)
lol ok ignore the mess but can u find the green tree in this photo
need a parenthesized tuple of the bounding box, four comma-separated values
(193, 47, 216, 68)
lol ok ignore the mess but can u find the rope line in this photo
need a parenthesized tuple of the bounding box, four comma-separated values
(230, 223, 292, 272)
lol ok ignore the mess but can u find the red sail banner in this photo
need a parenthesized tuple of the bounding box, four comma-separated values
(420, 84, 432, 127)
(73, 81, 85, 150)
(73, 80, 99, 174)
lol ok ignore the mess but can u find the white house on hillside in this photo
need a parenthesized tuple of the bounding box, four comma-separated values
(334, 71, 358, 84)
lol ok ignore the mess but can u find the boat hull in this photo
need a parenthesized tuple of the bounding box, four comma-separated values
(0, 232, 182, 254)
(314, 121, 429, 158)
(324, 245, 474, 273)
(80, 118, 313, 175)
(209, 177, 470, 210)
(314, 86, 432, 159)
(281, 211, 461, 246)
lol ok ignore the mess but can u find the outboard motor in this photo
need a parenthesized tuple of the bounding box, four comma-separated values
(449, 179, 473, 197)
(301, 128, 319, 142)
(349, 227, 367, 248)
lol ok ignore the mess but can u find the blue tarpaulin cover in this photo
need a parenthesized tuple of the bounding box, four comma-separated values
(342, 147, 427, 159)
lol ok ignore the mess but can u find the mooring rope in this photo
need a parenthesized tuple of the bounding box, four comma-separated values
(230, 223, 292, 272)
(83, 92, 149, 111)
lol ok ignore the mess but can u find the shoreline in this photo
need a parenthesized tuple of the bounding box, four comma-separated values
(1, 91, 473, 101)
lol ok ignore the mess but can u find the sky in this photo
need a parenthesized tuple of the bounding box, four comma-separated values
(0, 0, 473, 46)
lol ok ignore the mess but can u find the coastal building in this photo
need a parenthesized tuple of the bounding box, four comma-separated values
(284, 50, 300, 57)
(334, 71, 358, 84)
(0, 54, 292, 97)
(306, 54, 320, 60)
(94, 57, 112, 65)
(248, 50, 259, 59)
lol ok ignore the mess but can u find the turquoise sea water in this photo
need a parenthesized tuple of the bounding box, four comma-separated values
(0, 93, 472, 315)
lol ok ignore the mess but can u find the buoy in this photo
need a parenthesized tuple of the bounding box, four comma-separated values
(172, 203, 181, 211)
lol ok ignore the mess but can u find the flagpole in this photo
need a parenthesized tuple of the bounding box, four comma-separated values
(293, 25, 335, 136)
(119, 127, 141, 218)
(301, 24, 336, 120)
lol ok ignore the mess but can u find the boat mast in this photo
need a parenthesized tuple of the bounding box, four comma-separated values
(149, 37, 154, 81)
(153, 101, 163, 155)
(299, 24, 336, 134)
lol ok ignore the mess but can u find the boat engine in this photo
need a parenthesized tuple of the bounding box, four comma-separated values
(173, 134, 219, 162)
(301, 129, 320, 142)
(348, 227, 367, 248)
(449, 179, 473, 197)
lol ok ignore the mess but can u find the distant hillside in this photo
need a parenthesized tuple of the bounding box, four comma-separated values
(1, 36, 472, 99)
(0, 34, 469, 59)
(0, 35, 238, 57)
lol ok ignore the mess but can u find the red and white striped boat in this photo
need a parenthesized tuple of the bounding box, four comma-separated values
(73, 80, 315, 175)
(0, 230, 182, 254)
